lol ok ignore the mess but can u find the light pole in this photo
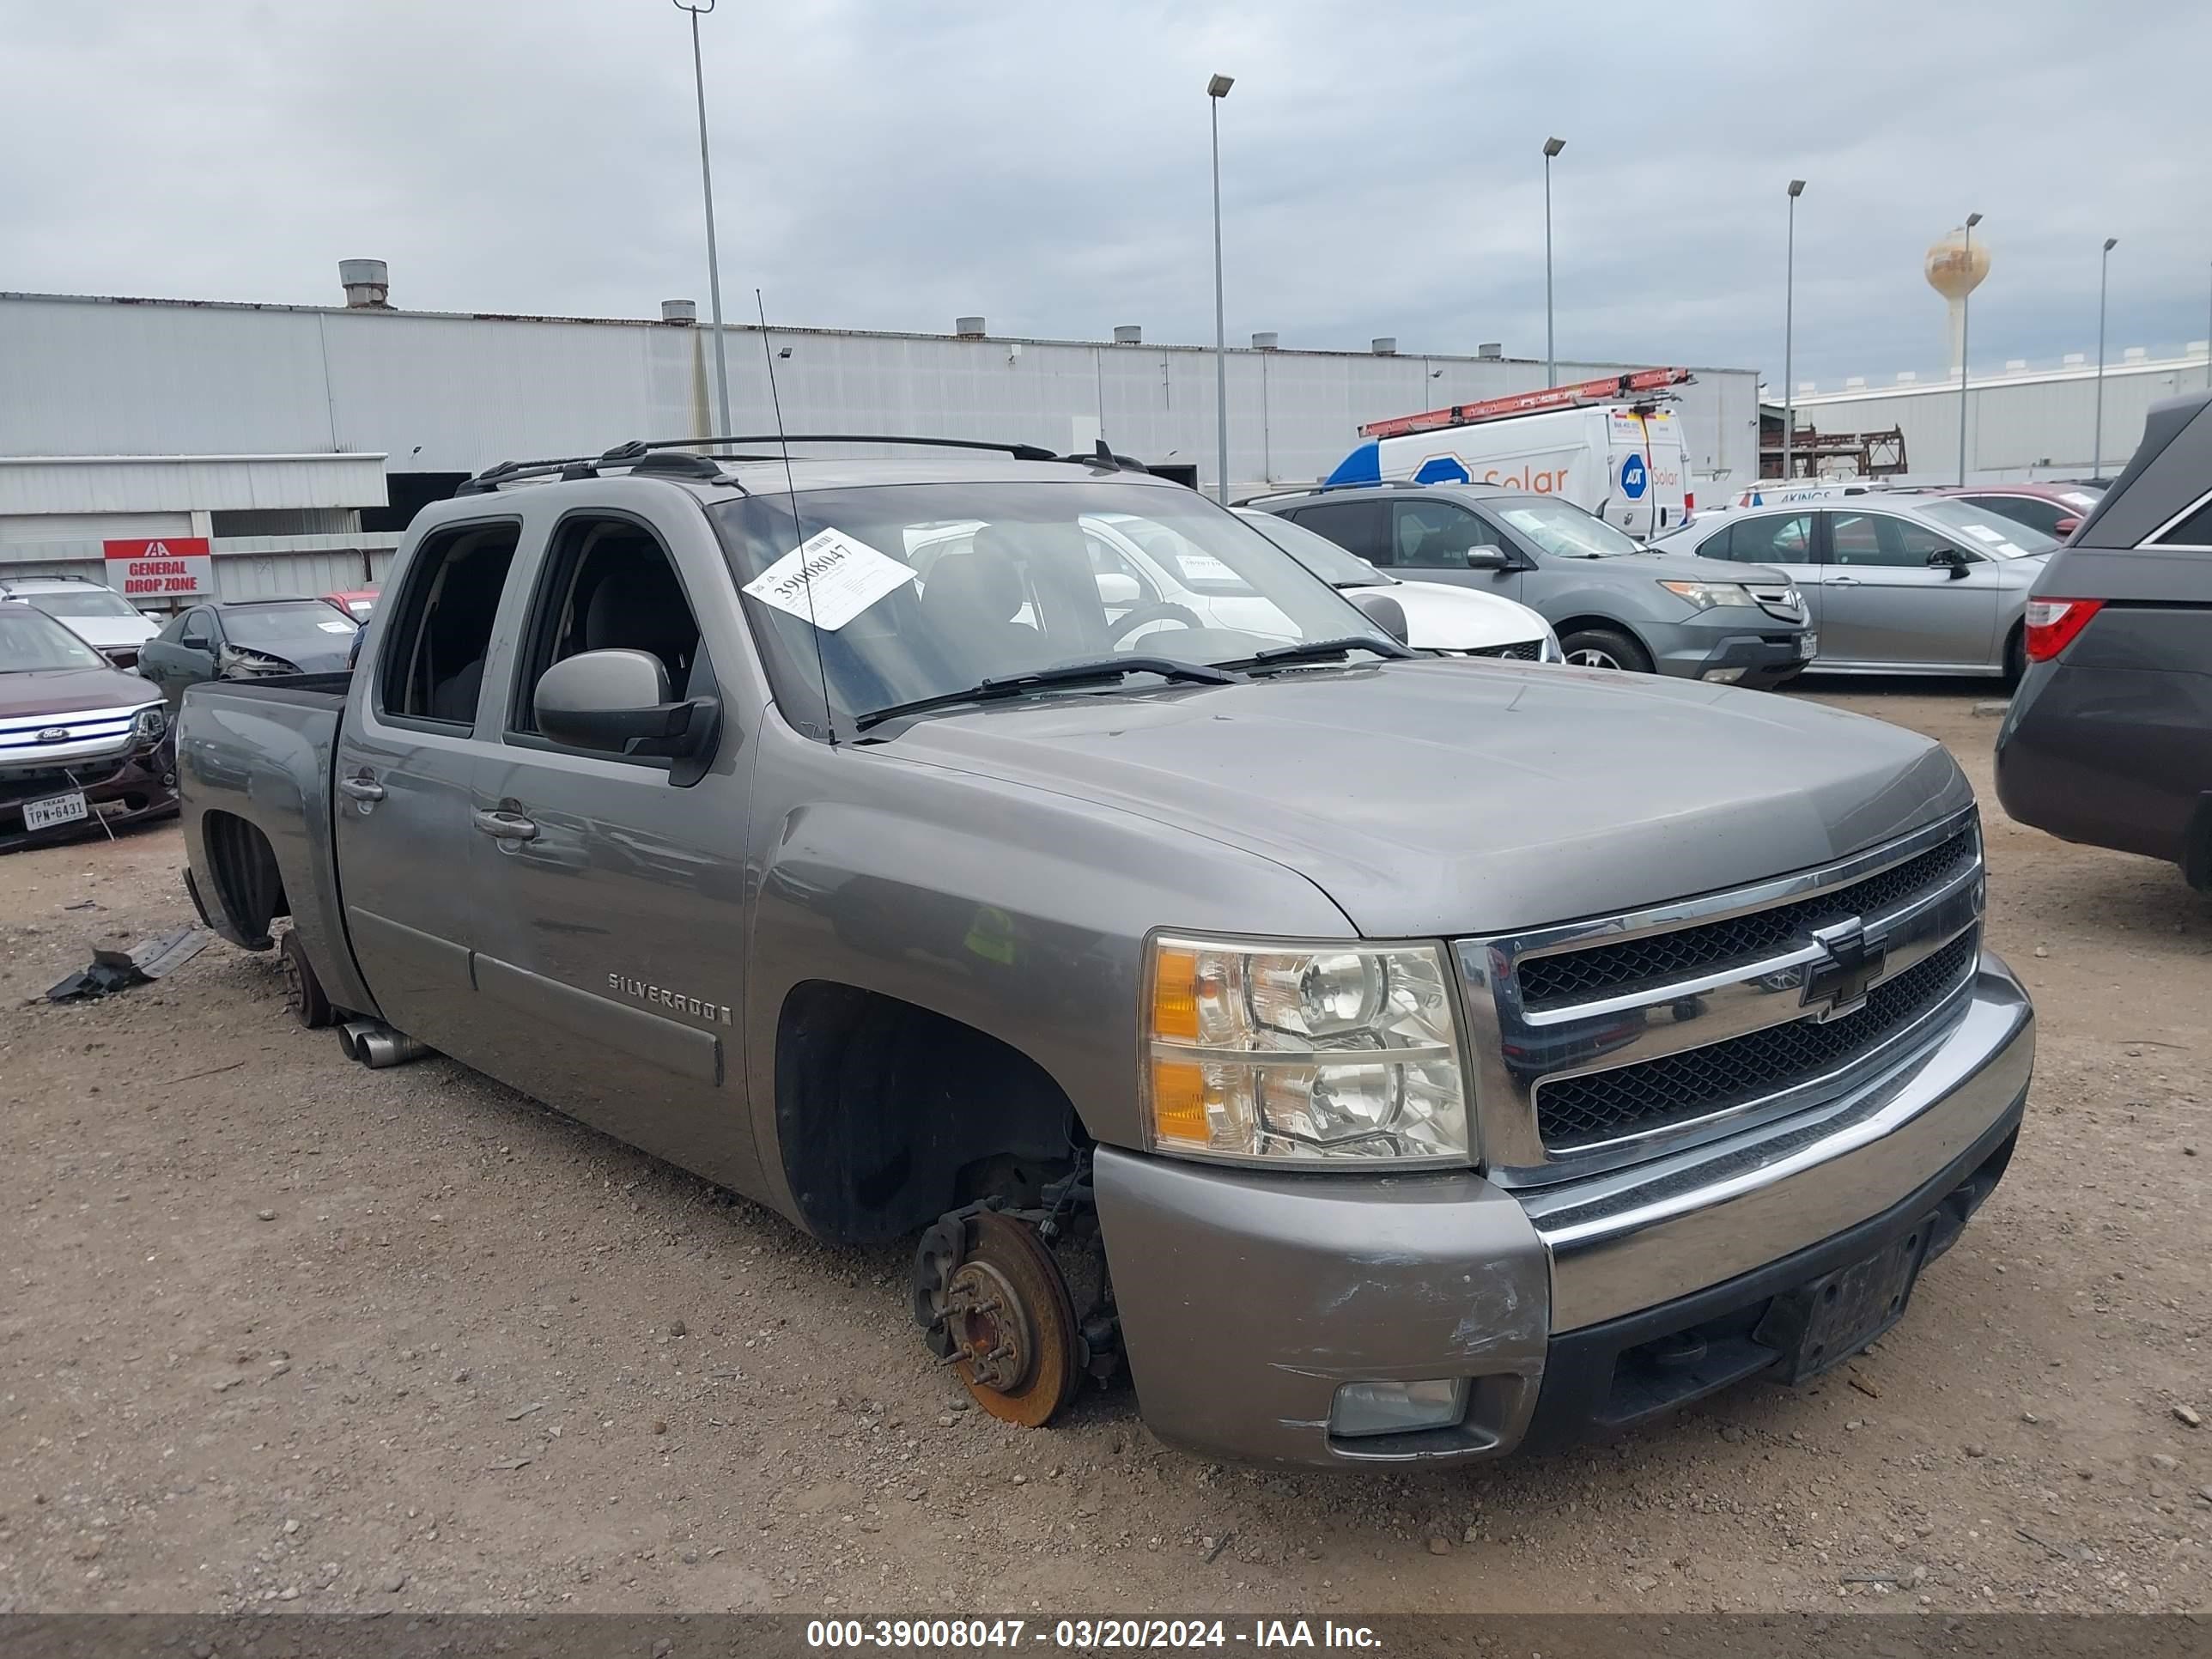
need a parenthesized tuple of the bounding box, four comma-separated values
(1957, 210, 1981, 486)
(1783, 179, 1805, 480)
(2094, 237, 2118, 479)
(674, 0, 732, 441)
(1542, 137, 1565, 387)
(1207, 74, 1235, 504)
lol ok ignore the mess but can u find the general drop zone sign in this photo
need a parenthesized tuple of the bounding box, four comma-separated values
(103, 537, 215, 599)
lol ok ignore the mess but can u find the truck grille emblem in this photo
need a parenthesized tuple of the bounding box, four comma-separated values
(1802, 918, 1885, 1021)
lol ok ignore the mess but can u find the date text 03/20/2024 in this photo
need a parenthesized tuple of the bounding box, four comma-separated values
(804, 1620, 1381, 1650)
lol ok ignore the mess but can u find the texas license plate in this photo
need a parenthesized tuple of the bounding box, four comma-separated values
(1753, 1226, 1929, 1384)
(1797, 631, 1820, 659)
(21, 790, 89, 831)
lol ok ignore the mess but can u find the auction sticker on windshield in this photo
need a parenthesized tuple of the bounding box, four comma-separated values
(742, 528, 917, 630)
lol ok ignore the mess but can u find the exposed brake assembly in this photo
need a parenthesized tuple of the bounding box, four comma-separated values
(910, 1157, 1118, 1427)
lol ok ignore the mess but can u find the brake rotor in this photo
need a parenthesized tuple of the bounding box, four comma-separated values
(940, 1210, 1082, 1427)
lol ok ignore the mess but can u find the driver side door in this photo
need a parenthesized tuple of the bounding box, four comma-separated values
(1817, 511, 2001, 669)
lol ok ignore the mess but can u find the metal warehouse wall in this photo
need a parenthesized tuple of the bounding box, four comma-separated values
(0, 294, 1762, 497)
(1792, 353, 2212, 481)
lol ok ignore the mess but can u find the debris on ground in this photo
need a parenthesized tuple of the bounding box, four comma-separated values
(43, 926, 211, 1002)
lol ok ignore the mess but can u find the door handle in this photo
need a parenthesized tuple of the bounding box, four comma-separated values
(471, 809, 539, 842)
(1828, 575, 1863, 586)
(337, 775, 385, 802)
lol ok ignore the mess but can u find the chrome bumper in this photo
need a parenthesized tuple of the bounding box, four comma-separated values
(1523, 949, 2033, 1329)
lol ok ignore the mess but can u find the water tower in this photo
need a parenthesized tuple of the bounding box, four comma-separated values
(1925, 227, 1990, 373)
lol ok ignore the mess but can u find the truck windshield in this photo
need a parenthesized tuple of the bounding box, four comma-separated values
(0, 605, 108, 673)
(1494, 501, 1645, 558)
(713, 479, 1396, 737)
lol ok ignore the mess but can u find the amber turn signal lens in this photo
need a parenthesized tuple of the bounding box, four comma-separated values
(1152, 945, 1201, 1042)
(1150, 1057, 1211, 1146)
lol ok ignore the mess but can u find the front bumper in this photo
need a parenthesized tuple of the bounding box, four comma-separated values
(1094, 950, 2033, 1468)
(0, 739, 179, 848)
(1650, 620, 1814, 688)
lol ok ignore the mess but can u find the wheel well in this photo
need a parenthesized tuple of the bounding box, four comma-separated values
(201, 810, 289, 949)
(1553, 613, 1638, 644)
(775, 981, 1083, 1247)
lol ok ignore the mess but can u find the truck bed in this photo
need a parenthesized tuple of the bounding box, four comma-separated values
(176, 670, 379, 1020)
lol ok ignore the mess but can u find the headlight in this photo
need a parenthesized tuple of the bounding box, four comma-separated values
(1538, 628, 1565, 664)
(1657, 580, 1760, 610)
(131, 706, 167, 743)
(1143, 934, 1469, 1166)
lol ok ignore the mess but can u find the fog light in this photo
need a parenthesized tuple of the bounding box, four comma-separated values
(1329, 1377, 1468, 1438)
(1700, 666, 1748, 684)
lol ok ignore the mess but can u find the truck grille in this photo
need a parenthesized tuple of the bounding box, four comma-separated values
(1534, 933, 1978, 1150)
(1453, 809, 1985, 1183)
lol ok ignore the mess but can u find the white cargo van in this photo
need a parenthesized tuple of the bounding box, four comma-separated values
(1325, 370, 1695, 539)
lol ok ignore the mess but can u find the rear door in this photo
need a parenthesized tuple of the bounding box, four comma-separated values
(1818, 510, 2001, 668)
(1386, 498, 1527, 599)
(332, 516, 523, 1052)
(1280, 499, 1390, 566)
(463, 495, 763, 1194)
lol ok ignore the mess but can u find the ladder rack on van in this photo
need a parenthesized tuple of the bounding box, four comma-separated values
(1358, 368, 1697, 441)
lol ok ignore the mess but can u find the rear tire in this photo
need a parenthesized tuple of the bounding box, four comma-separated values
(280, 929, 335, 1030)
(1558, 625, 1654, 674)
(2002, 624, 2026, 689)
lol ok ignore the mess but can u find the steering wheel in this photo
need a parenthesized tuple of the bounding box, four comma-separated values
(1106, 601, 1204, 646)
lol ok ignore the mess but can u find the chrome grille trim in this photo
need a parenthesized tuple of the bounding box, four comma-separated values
(1454, 805, 1984, 1188)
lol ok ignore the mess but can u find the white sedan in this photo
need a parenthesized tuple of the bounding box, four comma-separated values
(1234, 508, 1561, 661)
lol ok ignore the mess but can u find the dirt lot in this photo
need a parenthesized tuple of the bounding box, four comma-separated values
(2, 683, 2207, 1617)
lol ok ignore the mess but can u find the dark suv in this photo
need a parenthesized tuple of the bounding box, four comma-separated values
(1996, 389, 2212, 889)
(1250, 483, 1814, 687)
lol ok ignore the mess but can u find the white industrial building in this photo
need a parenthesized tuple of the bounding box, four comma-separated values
(0, 266, 1763, 606)
(1785, 343, 2212, 484)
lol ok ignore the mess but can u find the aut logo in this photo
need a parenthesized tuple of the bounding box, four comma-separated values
(1620, 454, 1650, 500)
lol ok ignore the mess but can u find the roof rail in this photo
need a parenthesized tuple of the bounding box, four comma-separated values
(458, 433, 1148, 495)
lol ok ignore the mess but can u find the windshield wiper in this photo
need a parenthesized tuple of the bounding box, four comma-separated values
(1219, 635, 1413, 673)
(854, 655, 1242, 732)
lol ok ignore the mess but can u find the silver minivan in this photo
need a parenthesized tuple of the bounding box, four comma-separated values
(1655, 495, 2059, 681)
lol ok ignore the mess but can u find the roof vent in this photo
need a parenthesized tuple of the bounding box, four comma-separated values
(1250, 331, 1278, 350)
(2062, 352, 2087, 367)
(338, 258, 390, 309)
(661, 299, 697, 325)
(1476, 342, 1502, 360)
(1114, 325, 1142, 345)
(2004, 358, 2027, 372)
(1844, 375, 1867, 389)
(955, 316, 987, 337)
(1895, 371, 1917, 383)
(2123, 346, 2148, 362)
(1370, 337, 1398, 356)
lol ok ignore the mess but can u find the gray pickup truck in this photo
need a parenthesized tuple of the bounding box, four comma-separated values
(177, 436, 2034, 1468)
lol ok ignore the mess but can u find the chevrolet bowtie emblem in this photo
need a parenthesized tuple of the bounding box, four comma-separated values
(1803, 917, 1885, 1020)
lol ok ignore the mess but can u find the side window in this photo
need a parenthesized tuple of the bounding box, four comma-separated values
(1286, 501, 1390, 564)
(377, 521, 521, 728)
(508, 516, 704, 744)
(1887, 517, 1966, 563)
(2154, 495, 2212, 546)
(1392, 501, 1482, 568)
(1698, 524, 1737, 561)
(1731, 514, 1814, 564)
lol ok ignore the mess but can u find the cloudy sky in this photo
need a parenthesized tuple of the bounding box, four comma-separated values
(5, 0, 2209, 386)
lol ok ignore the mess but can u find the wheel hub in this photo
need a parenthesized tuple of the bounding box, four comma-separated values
(944, 1257, 1033, 1393)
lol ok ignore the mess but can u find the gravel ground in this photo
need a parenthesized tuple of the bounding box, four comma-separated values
(1, 682, 2207, 1616)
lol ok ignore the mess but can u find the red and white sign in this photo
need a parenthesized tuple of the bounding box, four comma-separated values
(103, 537, 214, 599)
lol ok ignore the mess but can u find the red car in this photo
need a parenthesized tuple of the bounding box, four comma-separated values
(1926, 483, 2100, 543)
(322, 587, 378, 623)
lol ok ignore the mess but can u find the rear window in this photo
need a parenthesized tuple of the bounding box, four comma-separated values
(2154, 495, 2212, 547)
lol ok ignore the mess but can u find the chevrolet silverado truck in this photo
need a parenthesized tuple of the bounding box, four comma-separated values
(176, 435, 2034, 1467)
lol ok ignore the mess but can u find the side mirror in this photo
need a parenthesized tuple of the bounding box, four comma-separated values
(1347, 590, 1410, 645)
(180, 633, 210, 651)
(535, 648, 716, 763)
(1094, 572, 1142, 607)
(1465, 544, 1513, 571)
(1926, 549, 1971, 580)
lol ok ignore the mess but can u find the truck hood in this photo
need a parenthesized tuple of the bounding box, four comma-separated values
(878, 659, 1969, 937)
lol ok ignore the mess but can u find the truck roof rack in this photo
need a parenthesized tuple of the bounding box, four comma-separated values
(457, 434, 1152, 495)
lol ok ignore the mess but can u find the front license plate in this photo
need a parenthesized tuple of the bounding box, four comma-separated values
(1753, 1225, 1929, 1384)
(21, 790, 89, 831)
(1796, 630, 1820, 659)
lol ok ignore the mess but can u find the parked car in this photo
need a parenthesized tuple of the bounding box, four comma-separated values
(0, 574, 159, 669)
(323, 587, 380, 623)
(1925, 483, 2101, 543)
(1253, 483, 1812, 684)
(177, 434, 2030, 1468)
(1653, 494, 2060, 681)
(138, 598, 360, 705)
(1234, 507, 1560, 659)
(1996, 389, 2212, 889)
(0, 601, 176, 847)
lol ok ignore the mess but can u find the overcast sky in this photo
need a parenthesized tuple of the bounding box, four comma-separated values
(5, 0, 2209, 387)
